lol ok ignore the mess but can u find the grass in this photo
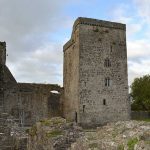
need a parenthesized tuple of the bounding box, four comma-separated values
(40, 120, 51, 126)
(46, 130, 63, 138)
(127, 137, 138, 150)
(40, 117, 65, 126)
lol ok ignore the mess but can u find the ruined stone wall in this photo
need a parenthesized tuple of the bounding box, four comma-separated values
(63, 17, 130, 126)
(63, 27, 80, 121)
(16, 83, 62, 126)
(0, 41, 63, 127)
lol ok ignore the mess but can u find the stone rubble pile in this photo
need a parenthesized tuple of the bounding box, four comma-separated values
(27, 117, 84, 150)
(0, 112, 28, 150)
(71, 120, 150, 150)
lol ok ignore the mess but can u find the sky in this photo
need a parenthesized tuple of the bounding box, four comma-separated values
(0, 0, 150, 87)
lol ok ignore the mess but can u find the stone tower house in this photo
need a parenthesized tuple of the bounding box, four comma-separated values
(63, 17, 130, 126)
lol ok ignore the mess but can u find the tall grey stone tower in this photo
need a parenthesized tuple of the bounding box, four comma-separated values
(63, 17, 130, 126)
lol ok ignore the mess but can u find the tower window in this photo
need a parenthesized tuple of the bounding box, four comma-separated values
(104, 58, 111, 67)
(105, 77, 111, 86)
(83, 105, 85, 113)
(110, 46, 112, 52)
(103, 99, 106, 105)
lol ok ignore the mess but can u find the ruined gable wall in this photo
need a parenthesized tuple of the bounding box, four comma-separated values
(0, 42, 18, 114)
(78, 18, 130, 126)
(1, 41, 63, 127)
(4, 66, 18, 114)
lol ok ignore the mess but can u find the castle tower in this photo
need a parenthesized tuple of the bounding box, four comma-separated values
(63, 17, 130, 126)
(0, 42, 6, 111)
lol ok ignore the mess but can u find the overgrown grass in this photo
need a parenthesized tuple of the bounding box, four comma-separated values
(127, 137, 138, 150)
(46, 130, 63, 138)
(40, 117, 65, 126)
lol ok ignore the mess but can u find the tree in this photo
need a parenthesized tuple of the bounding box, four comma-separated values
(130, 75, 150, 111)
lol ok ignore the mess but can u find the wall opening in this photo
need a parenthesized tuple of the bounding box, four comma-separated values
(110, 46, 112, 52)
(103, 99, 106, 105)
(104, 58, 111, 67)
(75, 112, 78, 123)
(83, 105, 85, 113)
(105, 77, 110, 86)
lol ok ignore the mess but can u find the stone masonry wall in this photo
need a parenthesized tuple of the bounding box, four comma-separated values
(63, 17, 131, 126)
(0, 41, 63, 127)
(63, 26, 80, 122)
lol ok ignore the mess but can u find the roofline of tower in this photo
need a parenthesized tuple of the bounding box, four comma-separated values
(63, 17, 126, 51)
(73, 17, 126, 31)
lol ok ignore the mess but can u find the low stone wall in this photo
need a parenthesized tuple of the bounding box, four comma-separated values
(131, 111, 150, 120)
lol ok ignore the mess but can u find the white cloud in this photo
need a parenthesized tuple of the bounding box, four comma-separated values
(111, 2, 150, 86)
(134, 0, 150, 23)
(0, 0, 73, 85)
(127, 39, 150, 58)
(128, 58, 150, 85)
(110, 4, 143, 38)
(7, 42, 63, 85)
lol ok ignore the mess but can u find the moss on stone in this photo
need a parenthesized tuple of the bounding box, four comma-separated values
(127, 137, 138, 150)
(29, 125, 37, 136)
(40, 117, 66, 126)
(46, 130, 63, 138)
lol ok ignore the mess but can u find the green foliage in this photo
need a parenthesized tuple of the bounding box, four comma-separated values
(127, 137, 138, 150)
(130, 74, 150, 111)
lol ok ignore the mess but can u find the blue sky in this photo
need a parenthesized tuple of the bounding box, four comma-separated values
(0, 0, 150, 86)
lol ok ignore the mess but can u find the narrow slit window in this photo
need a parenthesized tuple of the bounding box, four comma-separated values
(83, 105, 85, 113)
(110, 46, 112, 52)
(103, 99, 106, 105)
